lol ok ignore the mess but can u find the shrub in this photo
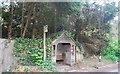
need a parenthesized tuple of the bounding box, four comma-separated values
(102, 39, 120, 62)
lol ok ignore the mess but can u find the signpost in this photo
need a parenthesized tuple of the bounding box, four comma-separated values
(43, 25, 48, 61)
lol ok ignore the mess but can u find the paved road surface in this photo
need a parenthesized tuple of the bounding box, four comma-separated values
(110, 69, 118, 72)
(56, 64, 119, 72)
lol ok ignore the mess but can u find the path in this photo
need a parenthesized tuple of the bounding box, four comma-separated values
(55, 63, 89, 72)
(56, 63, 119, 72)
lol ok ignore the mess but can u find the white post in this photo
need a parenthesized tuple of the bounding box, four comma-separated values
(43, 25, 48, 61)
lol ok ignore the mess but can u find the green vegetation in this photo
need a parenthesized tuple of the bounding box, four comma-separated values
(1, 1, 119, 71)
(102, 39, 120, 62)
(13, 32, 78, 71)
(13, 38, 56, 71)
(1, 2, 118, 55)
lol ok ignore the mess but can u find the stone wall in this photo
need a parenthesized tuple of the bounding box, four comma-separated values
(0, 39, 14, 73)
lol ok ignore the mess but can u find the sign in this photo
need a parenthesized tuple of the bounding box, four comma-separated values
(70, 45, 74, 55)
(44, 25, 48, 32)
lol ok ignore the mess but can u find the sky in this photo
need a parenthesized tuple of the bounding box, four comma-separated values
(0, 0, 120, 5)
(89, 0, 119, 6)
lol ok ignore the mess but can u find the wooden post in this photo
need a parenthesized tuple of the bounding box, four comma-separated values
(43, 25, 48, 61)
(55, 45, 57, 63)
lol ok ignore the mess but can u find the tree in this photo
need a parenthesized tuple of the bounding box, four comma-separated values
(1, 2, 118, 57)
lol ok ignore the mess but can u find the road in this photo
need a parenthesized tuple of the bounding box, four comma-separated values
(87, 63, 119, 72)
(110, 68, 118, 72)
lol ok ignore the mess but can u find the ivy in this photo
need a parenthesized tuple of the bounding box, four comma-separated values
(13, 38, 56, 71)
(75, 41, 84, 54)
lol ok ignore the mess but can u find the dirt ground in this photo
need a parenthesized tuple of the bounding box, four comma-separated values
(55, 56, 115, 72)
(8, 55, 116, 72)
(75, 56, 113, 70)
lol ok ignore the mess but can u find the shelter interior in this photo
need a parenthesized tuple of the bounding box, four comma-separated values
(55, 43, 71, 65)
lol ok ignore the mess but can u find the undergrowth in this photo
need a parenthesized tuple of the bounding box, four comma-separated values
(102, 39, 120, 62)
(13, 38, 56, 71)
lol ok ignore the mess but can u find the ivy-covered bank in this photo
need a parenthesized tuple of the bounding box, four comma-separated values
(13, 38, 56, 71)
(13, 31, 75, 71)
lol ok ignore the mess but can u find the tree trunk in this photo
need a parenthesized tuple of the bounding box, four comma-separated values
(32, 6, 36, 38)
(8, 24, 12, 39)
(8, 3, 13, 39)
(21, 2, 25, 37)
(32, 28, 36, 38)
(32, 21, 36, 38)
(22, 14, 30, 38)
(54, 8, 57, 33)
(74, 19, 80, 41)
